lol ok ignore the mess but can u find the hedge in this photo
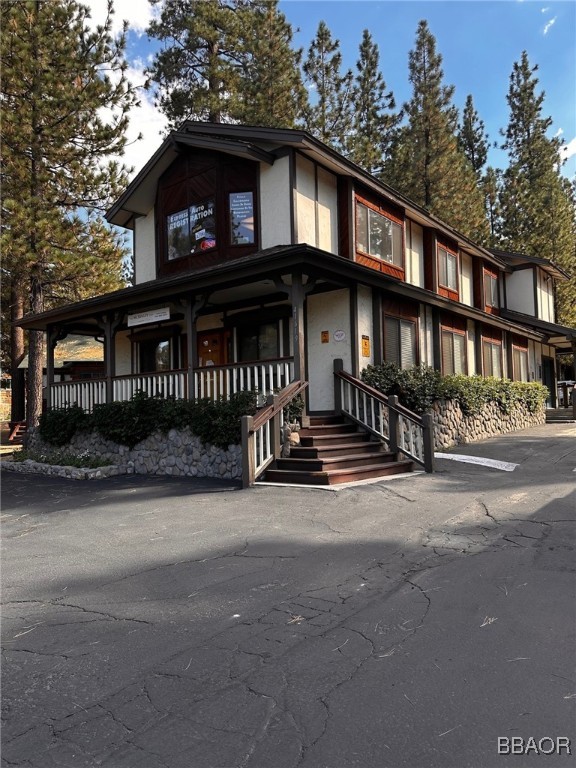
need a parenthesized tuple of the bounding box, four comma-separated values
(39, 390, 258, 450)
(361, 363, 549, 416)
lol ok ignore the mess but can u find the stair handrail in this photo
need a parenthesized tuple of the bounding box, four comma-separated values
(241, 379, 309, 487)
(333, 360, 434, 473)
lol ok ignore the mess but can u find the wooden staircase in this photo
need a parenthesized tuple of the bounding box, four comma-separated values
(8, 421, 27, 445)
(262, 414, 414, 486)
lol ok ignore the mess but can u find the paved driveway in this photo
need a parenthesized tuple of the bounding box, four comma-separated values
(2, 424, 575, 768)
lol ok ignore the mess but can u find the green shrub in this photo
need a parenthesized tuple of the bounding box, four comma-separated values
(361, 363, 548, 416)
(40, 390, 259, 451)
(38, 405, 89, 446)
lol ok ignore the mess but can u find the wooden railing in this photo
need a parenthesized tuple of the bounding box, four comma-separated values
(334, 360, 434, 472)
(50, 379, 107, 412)
(113, 370, 187, 401)
(194, 358, 294, 401)
(241, 379, 309, 487)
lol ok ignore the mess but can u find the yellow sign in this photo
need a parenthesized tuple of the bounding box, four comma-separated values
(321, 330, 330, 344)
(361, 335, 371, 357)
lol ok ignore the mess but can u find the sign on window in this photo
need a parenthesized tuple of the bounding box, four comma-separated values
(229, 192, 255, 245)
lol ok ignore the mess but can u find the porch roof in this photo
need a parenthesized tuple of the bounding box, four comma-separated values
(500, 309, 576, 350)
(19, 244, 547, 343)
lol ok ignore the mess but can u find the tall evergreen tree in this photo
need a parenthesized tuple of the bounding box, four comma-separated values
(482, 166, 503, 245)
(1, 0, 136, 426)
(303, 20, 353, 151)
(346, 29, 400, 175)
(240, 1, 307, 128)
(458, 94, 489, 178)
(383, 21, 488, 243)
(498, 51, 576, 325)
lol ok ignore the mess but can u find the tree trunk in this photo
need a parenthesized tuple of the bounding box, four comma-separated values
(26, 277, 44, 428)
(10, 285, 26, 422)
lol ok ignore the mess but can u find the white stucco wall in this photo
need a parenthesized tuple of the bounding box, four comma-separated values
(460, 252, 474, 307)
(505, 270, 535, 315)
(294, 154, 338, 254)
(134, 209, 157, 284)
(356, 285, 374, 375)
(406, 220, 424, 287)
(260, 155, 292, 248)
(306, 289, 352, 411)
(536, 269, 555, 322)
(115, 331, 132, 375)
(419, 306, 434, 367)
(317, 166, 338, 254)
(467, 320, 476, 375)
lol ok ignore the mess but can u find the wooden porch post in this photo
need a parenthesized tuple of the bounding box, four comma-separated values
(102, 313, 121, 404)
(183, 296, 206, 401)
(291, 273, 306, 382)
(46, 326, 55, 411)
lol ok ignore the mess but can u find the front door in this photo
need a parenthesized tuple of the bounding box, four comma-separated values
(197, 330, 229, 368)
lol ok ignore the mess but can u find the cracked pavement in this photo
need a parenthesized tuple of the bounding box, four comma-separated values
(1, 424, 575, 767)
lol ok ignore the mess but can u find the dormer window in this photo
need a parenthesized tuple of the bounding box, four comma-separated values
(167, 197, 216, 260)
(356, 202, 403, 267)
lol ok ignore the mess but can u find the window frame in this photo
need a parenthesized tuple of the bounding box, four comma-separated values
(483, 269, 499, 310)
(384, 315, 418, 369)
(441, 328, 466, 375)
(355, 200, 404, 269)
(482, 339, 502, 378)
(438, 246, 459, 294)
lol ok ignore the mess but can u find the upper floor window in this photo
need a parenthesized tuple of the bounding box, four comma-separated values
(229, 192, 255, 245)
(438, 247, 458, 292)
(483, 270, 499, 308)
(167, 197, 216, 260)
(356, 202, 403, 267)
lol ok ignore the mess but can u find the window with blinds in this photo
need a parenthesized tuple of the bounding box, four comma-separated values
(482, 341, 502, 378)
(513, 347, 529, 381)
(385, 317, 416, 369)
(441, 330, 466, 375)
(483, 272, 499, 308)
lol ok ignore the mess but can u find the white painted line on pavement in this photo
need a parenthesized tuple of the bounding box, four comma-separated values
(434, 453, 518, 472)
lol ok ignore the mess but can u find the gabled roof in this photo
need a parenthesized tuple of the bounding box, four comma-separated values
(500, 309, 576, 349)
(490, 248, 570, 281)
(107, 121, 505, 270)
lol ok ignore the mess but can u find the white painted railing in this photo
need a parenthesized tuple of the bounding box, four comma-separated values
(241, 380, 309, 487)
(113, 370, 187, 402)
(50, 379, 107, 412)
(334, 361, 434, 472)
(194, 358, 294, 401)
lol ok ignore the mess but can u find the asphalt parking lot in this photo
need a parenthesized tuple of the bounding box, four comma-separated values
(2, 423, 575, 768)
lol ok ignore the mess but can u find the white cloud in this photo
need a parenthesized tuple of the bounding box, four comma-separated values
(543, 16, 557, 34)
(554, 127, 564, 138)
(83, 0, 155, 36)
(559, 137, 576, 164)
(541, 7, 550, 13)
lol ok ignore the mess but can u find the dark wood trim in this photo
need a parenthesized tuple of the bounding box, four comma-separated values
(533, 267, 540, 320)
(372, 291, 383, 365)
(289, 149, 296, 245)
(350, 286, 359, 376)
(432, 308, 441, 371)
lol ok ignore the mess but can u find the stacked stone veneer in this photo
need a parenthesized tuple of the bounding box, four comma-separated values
(431, 399, 546, 450)
(24, 428, 242, 480)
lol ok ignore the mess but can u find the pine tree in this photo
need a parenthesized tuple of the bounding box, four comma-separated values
(383, 21, 488, 243)
(1, 0, 136, 426)
(346, 29, 400, 175)
(482, 166, 503, 245)
(458, 94, 488, 178)
(303, 20, 353, 151)
(239, 1, 307, 128)
(498, 51, 576, 325)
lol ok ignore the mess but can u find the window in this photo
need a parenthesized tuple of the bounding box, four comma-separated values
(356, 203, 403, 266)
(385, 317, 416, 369)
(441, 330, 466, 375)
(513, 347, 529, 382)
(140, 339, 172, 372)
(167, 197, 216, 260)
(482, 341, 502, 378)
(229, 192, 255, 245)
(237, 322, 279, 362)
(438, 247, 458, 291)
(484, 271, 499, 308)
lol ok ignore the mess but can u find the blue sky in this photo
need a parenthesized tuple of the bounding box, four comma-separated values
(87, 0, 576, 180)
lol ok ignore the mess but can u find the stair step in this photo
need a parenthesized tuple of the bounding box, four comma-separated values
(290, 442, 386, 459)
(8, 422, 27, 444)
(275, 452, 396, 472)
(265, 459, 414, 486)
(300, 432, 369, 447)
(300, 423, 357, 436)
(309, 415, 344, 426)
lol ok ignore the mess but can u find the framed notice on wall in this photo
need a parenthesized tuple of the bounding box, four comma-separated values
(229, 192, 255, 245)
(362, 335, 371, 357)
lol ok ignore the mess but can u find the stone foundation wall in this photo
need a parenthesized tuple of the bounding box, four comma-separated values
(27, 428, 242, 480)
(432, 399, 546, 450)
